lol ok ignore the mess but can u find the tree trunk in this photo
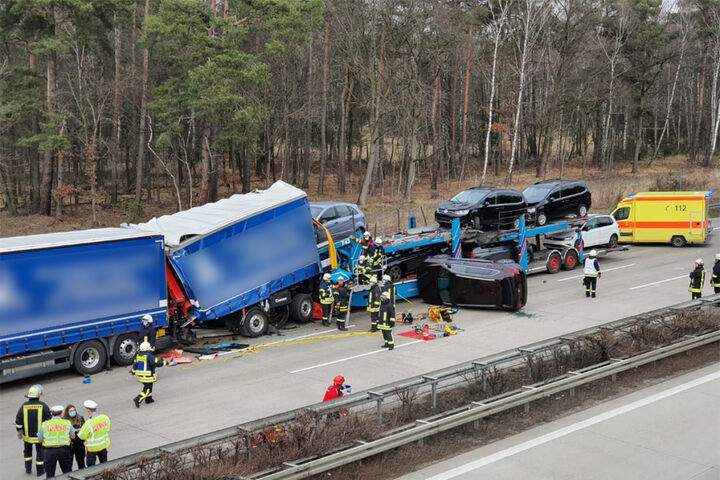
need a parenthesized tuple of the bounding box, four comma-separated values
(483, 6, 506, 186)
(111, 22, 122, 203)
(303, 40, 313, 189)
(459, 27, 473, 180)
(632, 98, 643, 173)
(506, 10, 530, 185)
(40, 52, 56, 216)
(200, 124, 213, 204)
(338, 65, 352, 194)
(318, 22, 329, 194)
(690, 39, 708, 165)
(430, 73, 440, 197)
(135, 0, 150, 203)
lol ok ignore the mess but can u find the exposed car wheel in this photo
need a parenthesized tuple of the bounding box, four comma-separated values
(290, 293, 314, 323)
(241, 308, 268, 337)
(608, 234, 619, 248)
(536, 212, 547, 226)
(578, 204, 588, 217)
(73, 340, 107, 376)
(547, 252, 562, 273)
(563, 250, 578, 270)
(112, 333, 139, 366)
(268, 305, 290, 329)
(387, 265, 403, 282)
(671, 235, 686, 248)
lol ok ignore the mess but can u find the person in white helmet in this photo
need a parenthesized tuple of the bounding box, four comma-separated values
(130, 341, 168, 407)
(354, 255, 371, 285)
(689, 258, 705, 300)
(378, 291, 395, 350)
(381, 274, 396, 307)
(15, 385, 50, 475)
(140, 314, 155, 350)
(582, 250, 601, 298)
(369, 237, 386, 278)
(318, 273, 335, 326)
(712, 254, 720, 294)
(367, 276, 381, 332)
(350, 230, 374, 257)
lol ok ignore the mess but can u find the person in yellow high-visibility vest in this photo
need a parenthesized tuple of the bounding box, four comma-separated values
(131, 341, 168, 407)
(15, 385, 50, 476)
(77, 400, 111, 466)
(38, 405, 75, 479)
(318, 273, 335, 326)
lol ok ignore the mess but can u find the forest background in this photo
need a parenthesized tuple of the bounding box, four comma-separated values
(1, 0, 718, 236)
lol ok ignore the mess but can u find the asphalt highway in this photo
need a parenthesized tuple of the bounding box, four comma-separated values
(1, 232, 718, 479)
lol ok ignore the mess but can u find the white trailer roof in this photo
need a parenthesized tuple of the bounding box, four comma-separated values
(128, 181, 307, 247)
(0, 228, 161, 254)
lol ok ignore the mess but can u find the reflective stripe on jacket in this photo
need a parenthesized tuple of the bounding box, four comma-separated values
(15, 400, 50, 444)
(689, 267, 705, 293)
(40, 418, 72, 447)
(319, 281, 334, 304)
(583, 258, 600, 277)
(132, 353, 166, 383)
(78, 414, 111, 452)
(367, 285, 381, 312)
(378, 302, 396, 330)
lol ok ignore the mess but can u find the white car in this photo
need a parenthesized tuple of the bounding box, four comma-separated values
(544, 214, 620, 249)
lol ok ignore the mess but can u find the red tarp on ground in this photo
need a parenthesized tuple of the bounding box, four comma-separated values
(398, 331, 437, 341)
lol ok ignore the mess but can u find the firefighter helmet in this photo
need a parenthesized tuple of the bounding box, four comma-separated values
(333, 375, 345, 385)
(26, 385, 42, 399)
(589, 250, 598, 257)
(139, 341, 152, 352)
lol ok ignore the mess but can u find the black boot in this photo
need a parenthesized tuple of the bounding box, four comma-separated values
(133, 396, 140, 408)
(145, 397, 155, 404)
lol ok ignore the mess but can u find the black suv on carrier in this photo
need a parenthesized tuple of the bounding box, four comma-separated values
(522, 180, 591, 226)
(435, 188, 526, 230)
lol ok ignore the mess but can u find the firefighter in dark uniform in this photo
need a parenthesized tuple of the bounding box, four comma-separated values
(712, 254, 720, 294)
(131, 342, 168, 407)
(367, 276, 381, 332)
(378, 291, 396, 350)
(689, 258, 705, 300)
(38, 405, 74, 479)
(354, 255, 371, 285)
(139, 314, 156, 350)
(381, 274, 396, 307)
(582, 250, 601, 298)
(15, 384, 50, 476)
(319, 273, 335, 326)
(369, 237, 386, 279)
(333, 278, 350, 331)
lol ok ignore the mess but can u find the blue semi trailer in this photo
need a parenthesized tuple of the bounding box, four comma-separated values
(0, 181, 322, 383)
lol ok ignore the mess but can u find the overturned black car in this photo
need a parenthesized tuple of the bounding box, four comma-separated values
(417, 256, 527, 311)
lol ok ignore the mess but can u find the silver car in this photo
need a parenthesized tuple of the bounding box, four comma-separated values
(310, 202, 367, 242)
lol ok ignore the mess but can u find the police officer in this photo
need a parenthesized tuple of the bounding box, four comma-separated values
(689, 258, 705, 300)
(369, 237, 385, 278)
(77, 400, 110, 466)
(367, 276, 381, 332)
(319, 273, 335, 326)
(378, 291, 396, 350)
(712, 254, 720, 294)
(333, 278, 350, 331)
(38, 405, 74, 479)
(583, 250, 601, 298)
(354, 255, 371, 285)
(381, 274, 396, 307)
(139, 314, 156, 350)
(131, 342, 168, 407)
(15, 385, 50, 476)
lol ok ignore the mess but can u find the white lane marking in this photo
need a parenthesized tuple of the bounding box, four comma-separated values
(629, 275, 687, 290)
(290, 340, 424, 374)
(215, 325, 360, 357)
(556, 264, 635, 282)
(426, 369, 720, 480)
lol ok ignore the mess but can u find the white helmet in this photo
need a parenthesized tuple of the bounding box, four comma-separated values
(696, 258, 704, 265)
(715, 253, 720, 261)
(83, 400, 98, 410)
(323, 273, 332, 281)
(142, 314, 153, 324)
(382, 274, 391, 282)
(363, 231, 371, 239)
(380, 291, 391, 300)
(359, 255, 366, 262)
(139, 341, 152, 352)
(26, 385, 42, 399)
(375, 237, 383, 245)
(589, 250, 597, 257)
(369, 276, 378, 284)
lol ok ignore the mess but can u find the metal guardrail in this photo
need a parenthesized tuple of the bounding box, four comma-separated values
(62, 295, 720, 480)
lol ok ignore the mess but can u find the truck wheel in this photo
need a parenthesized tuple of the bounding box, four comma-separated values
(269, 305, 290, 329)
(578, 204, 588, 217)
(547, 252, 562, 274)
(112, 333, 139, 366)
(290, 293, 314, 323)
(671, 236, 686, 248)
(387, 265, 403, 282)
(73, 340, 107, 376)
(241, 308, 269, 337)
(563, 250, 578, 270)
(537, 212, 547, 226)
(608, 234, 618, 248)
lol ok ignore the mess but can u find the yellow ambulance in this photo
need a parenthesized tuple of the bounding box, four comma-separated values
(610, 191, 713, 247)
